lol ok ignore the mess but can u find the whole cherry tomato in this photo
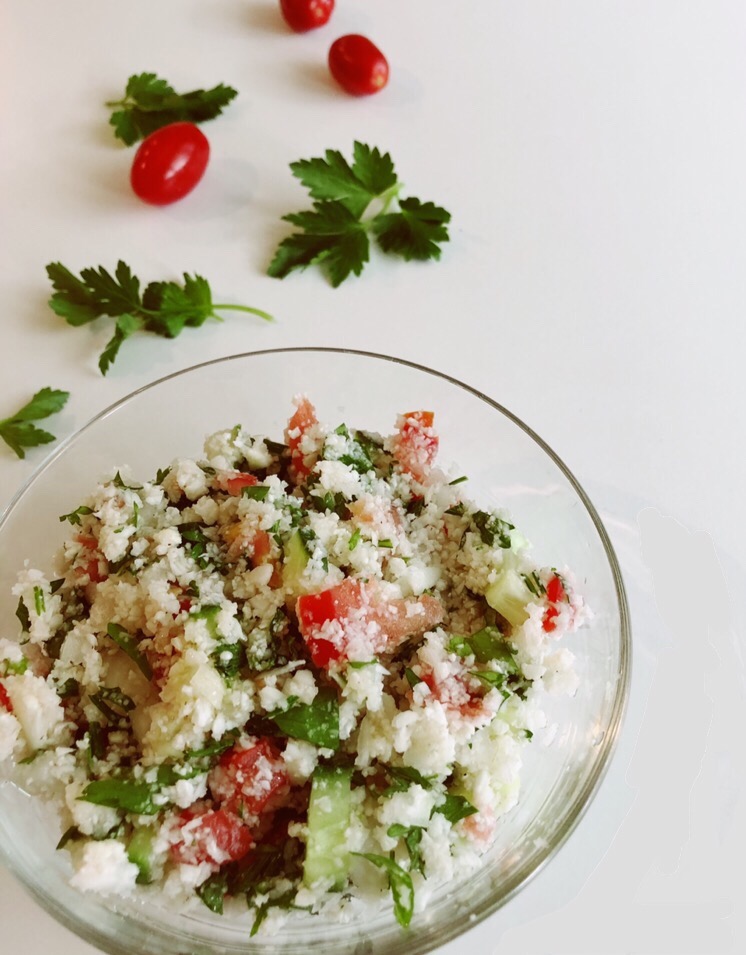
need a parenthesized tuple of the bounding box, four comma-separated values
(130, 122, 210, 206)
(280, 0, 334, 32)
(328, 34, 389, 96)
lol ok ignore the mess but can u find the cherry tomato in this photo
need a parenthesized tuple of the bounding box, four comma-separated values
(130, 122, 209, 206)
(170, 809, 254, 866)
(280, 0, 334, 32)
(328, 34, 389, 96)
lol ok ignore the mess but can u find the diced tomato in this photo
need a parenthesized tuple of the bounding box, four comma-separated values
(250, 529, 272, 565)
(543, 574, 567, 632)
(73, 534, 107, 583)
(542, 605, 560, 632)
(0, 683, 13, 713)
(170, 808, 254, 866)
(296, 578, 444, 669)
(285, 396, 319, 482)
(214, 471, 259, 496)
(208, 739, 291, 819)
(392, 410, 439, 483)
(545, 574, 566, 604)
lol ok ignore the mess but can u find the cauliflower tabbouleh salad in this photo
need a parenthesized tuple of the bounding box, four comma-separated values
(0, 398, 588, 933)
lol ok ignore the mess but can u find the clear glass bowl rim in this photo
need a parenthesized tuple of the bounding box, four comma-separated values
(0, 347, 632, 955)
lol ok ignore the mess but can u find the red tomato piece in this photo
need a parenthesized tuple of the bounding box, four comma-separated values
(542, 605, 560, 632)
(130, 122, 210, 206)
(170, 808, 254, 866)
(545, 574, 566, 604)
(280, 0, 334, 32)
(296, 578, 444, 668)
(285, 396, 320, 482)
(209, 739, 290, 819)
(392, 410, 439, 483)
(328, 35, 389, 96)
(0, 683, 13, 713)
(214, 471, 259, 496)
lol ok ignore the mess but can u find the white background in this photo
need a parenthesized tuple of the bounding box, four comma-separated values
(1, 2, 744, 953)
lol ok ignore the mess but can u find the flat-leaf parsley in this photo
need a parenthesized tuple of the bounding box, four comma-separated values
(0, 388, 69, 459)
(46, 261, 273, 375)
(106, 73, 238, 146)
(268, 142, 451, 287)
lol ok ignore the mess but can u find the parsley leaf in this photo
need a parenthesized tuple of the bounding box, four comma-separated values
(0, 388, 69, 459)
(106, 622, 153, 680)
(353, 853, 415, 928)
(375, 198, 451, 261)
(46, 261, 272, 375)
(270, 686, 339, 750)
(268, 142, 450, 287)
(106, 73, 238, 146)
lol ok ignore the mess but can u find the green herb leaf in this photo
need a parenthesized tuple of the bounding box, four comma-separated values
(242, 484, 269, 501)
(387, 824, 425, 875)
(47, 261, 271, 375)
(353, 853, 415, 928)
(270, 686, 339, 750)
(0, 388, 69, 459)
(375, 197, 451, 262)
(80, 777, 162, 815)
(106, 622, 153, 680)
(382, 764, 436, 795)
(348, 527, 362, 551)
(269, 143, 450, 287)
(107, 73, 238, 146)
(15, 598, 30, 633)
(471, 510, 514, 549)
(59, 504, 94, 525)
(404, 667, 422, 688)
(197, 870, 229, 914)
(434, 794, 478, 824)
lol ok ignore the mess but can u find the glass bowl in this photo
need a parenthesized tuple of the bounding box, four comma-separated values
(0, 348, 630, 955)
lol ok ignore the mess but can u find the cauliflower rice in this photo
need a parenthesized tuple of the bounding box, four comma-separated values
(0, 398, 588, 932)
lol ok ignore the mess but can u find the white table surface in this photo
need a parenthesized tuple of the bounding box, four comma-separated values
(2, 2, 744, 953)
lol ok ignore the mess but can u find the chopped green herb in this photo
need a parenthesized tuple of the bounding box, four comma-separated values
(15, 598, 30, 633)
(57, 826, 84, 851)
(382, 764, 436, 795)
(378, 538, 393, 548)
(49, 578, 65, 594)
(445, 503, 466, 517)
(197, 870, 228, 915)
(271, 686, 339, 750)
(348, 659, 378, 669)
(88, 721, 106, 763)
(106, 622, 153, 680)
(387, 824, 425, 874)
(448, 476, 468, 486)
(404, 667, 422, 688)
(59, 504, 94, 525)
(2, 656, 28, 677)
(521, 571, 546, 598)
(32, 586, 45, 615)
(80, 776, 164, 815)
(90, 686, 136, 721)
(0, 387, 69, 459)
(212, 641, 247, 679)
(155, 466, 171, 484)
(471, 510, 514, 549)
(348, 527, 362, 551)
(353, 853, 415, 928)
(242, 484, 270, 501)
(434, 794, 478, 824)
(55, 677, 79, 698)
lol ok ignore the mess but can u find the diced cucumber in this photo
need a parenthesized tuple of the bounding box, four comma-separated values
(303, 766, 352, 890)
(282, 529, 310, 596)
(485, 568, 531, 628)
(127, 826, 155, 885)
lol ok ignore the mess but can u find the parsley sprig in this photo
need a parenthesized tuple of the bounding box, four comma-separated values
(106, 73, 238, 146)
(46, 261, 273, 375)
(0, 388, 69, 459)
(268, 142, 451, 287)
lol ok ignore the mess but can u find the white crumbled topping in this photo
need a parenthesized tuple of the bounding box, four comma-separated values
(70, 840, 139, 895)
(391, 700, 456, 776)
(0, 710, 21, 760)
(283, 740, 319, 784)
(3, 672, 68, 752)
